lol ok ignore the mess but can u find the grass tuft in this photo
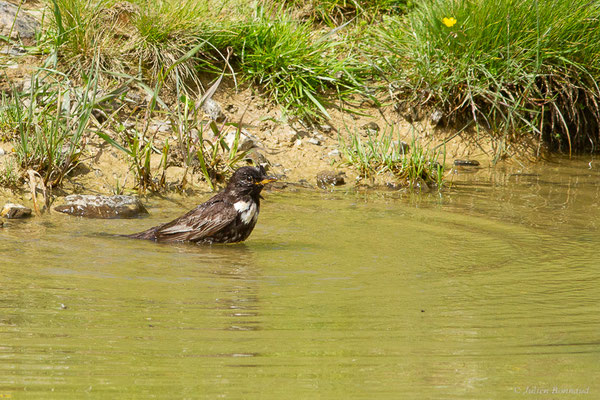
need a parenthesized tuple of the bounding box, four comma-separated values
(0, 62, 98, 187)
(339, 126, 445, 188)
(376, 0, 600, 153)
(225, 5, 365, 121)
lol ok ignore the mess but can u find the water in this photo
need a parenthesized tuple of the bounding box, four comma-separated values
(1, 157, 599, 399)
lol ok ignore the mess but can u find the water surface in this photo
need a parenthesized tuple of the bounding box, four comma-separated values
(1, 156, 599, 399)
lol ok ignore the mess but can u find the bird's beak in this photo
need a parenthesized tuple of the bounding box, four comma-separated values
(256, 177, 277, 185)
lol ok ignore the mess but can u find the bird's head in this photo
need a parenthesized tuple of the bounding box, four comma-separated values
(227, 166, 277, 195)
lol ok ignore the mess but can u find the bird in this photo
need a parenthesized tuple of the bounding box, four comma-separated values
(125, 166, 276, 244)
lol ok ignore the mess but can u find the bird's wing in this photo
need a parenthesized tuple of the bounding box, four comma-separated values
(154, 199, 237, 242)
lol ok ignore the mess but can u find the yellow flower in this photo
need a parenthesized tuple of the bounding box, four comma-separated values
(442, 17, 457, 28)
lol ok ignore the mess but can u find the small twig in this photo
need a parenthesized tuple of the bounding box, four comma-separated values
(27, 169, 47, 216)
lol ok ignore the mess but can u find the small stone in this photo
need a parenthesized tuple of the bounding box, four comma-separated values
(308, 138, 321, 146)
(394, 141, 410, 154)
(54, 195, 148, 219)
(284, 130, 309, 143)
(225, 129, 258, 152)
(1, 203, 32, 219)
(193, 127, 217, 142)
(316, 170, 346, 189)
(0, 148, 5, 156)
(0, 45, 26, 56)
(20, 78, 32, 93)
(149, 120, 171, 134)
(361, 122, 380, 132)
(283, 130, 296, 143)
(294, 139, 302, 147)
(202, 98, 225, 122)
(327, 149, 341, 158)
(320, 124, 332, 134)
(431, 110, 444, 126)
(453, 159, 480, 167)
(244, 149, 270, 169)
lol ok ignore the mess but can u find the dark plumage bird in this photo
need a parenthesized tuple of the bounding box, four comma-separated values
(125, 166, 276, 244)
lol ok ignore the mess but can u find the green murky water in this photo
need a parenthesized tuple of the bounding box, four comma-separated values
(1, 157, 599, 399)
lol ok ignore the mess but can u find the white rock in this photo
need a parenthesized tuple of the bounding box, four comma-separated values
(225, 129, 258, 152)
(202, 98, 225, 122)
(320, 124, 332, 133)
(1, 203, 32, 219)
(149, 120, 171, 134)
(431, 110, 444, 126)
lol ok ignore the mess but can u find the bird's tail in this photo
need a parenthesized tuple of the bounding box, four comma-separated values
(121, 227, 158, 240)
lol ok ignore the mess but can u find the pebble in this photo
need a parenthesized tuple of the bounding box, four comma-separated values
(202, 98, 225, 122)
(308, 138, 321, 146)
(225, 129, 258, 152)
(284, 130, 310, 144)
(244, 149, 270, 169)
(1, 203, 32, 219)
(362, 121, 380, 132)
(453, 159, 481, 167)
(394, 141, 410, 154)
(0, 45, 26, 56)
(54, 195, 148, 219)
(361, 121, 380, 137)
(149, 120, 171, 134)
(431, 110, 444, 126)
(320, 124, 332, 134)
(327, 149, 341, 158)
(316, 170, 346, 189)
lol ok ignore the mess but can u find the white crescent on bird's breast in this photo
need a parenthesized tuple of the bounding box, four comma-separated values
(234, 200, 258, 225)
